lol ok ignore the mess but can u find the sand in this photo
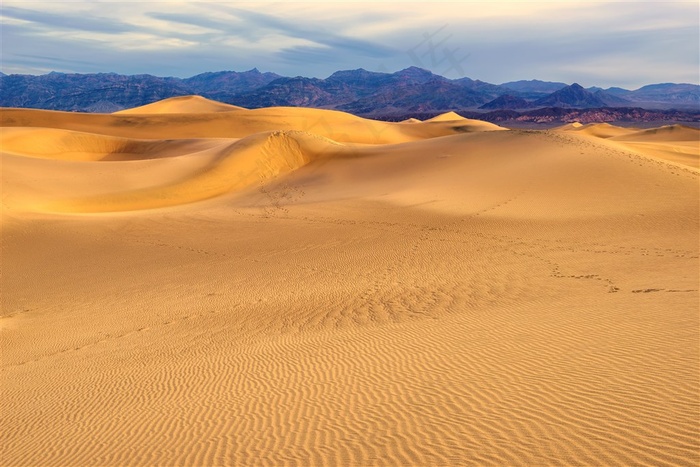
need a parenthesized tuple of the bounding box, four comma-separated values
(1, 100, 698, 466)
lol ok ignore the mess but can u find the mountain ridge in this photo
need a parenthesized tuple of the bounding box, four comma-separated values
(1, 68, 698, 118)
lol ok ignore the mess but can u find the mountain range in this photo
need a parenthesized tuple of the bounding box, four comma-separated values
(1, 67, 698, 120)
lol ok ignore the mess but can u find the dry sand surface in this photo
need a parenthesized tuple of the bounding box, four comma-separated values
(2, 96, 699, 466)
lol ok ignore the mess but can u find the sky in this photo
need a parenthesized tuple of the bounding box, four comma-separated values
(1, 1, 698, 89)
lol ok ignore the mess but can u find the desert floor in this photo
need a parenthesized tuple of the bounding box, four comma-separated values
(2, 97, 699, 466)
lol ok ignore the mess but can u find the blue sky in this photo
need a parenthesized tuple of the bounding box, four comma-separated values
(1, 1, 698, 89)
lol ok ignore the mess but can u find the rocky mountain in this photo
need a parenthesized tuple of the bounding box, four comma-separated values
(233, 77, 334, 108)
(337, 79, 485, 116)
(479, 95, 530, 110)
(0, 72, 191, 111)
(182, 69, 281, 102)
(531, 83, 610, 108)
(1, 68, 698, 116)
(234, 67, 460, 110)
(623, 83, 700, 106)
(592, 89, 632, 107)
(452, 77, 506, 100)
(500, 79, 568, 94)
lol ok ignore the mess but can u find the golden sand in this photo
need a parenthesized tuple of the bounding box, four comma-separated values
(2, 98, 698, 466)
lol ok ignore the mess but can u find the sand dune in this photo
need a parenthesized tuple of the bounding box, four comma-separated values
(0, 126, 224, 161)
(2, 97, 698, 466)
(1, 106, 496, 143)
(115, 95, 246, 114)
(553, 122, 699, 169)
(562, 122, 637, 139)
(425, 111, 467, 122)
(611, 124, 700, 142)
(4, 130, 344, 213)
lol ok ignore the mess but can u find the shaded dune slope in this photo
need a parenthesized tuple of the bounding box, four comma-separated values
(0, 127, 223, 161)
(1, 105, 506, 213)
(1, 106, 501, 143)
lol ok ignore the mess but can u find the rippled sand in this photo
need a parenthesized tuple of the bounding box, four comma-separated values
(2, 97, 698, 466)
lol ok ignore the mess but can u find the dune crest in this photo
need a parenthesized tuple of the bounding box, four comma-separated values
(1, 105, 501, 143)
(114, 95, 245, 114)
(1, 101, 510, 213)
(610, 124, 700, 142)
(28, 130, 344, 213)
(556, 122, 638, 138)
(425, 111, 466, 122)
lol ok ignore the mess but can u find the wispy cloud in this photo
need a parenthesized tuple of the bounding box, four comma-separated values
(0, 1, 697, 87)
(2, 5, 136, 34)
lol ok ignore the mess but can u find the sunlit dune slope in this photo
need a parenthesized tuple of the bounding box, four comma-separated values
(610, 124, 700, 143)
(114, 95, 245, 114)
(553, 122, 699, 169)
(1, 97, 698, 467)
(558, 122, 637, 139)
(1, 106, 501, 143)
(425, 111, 467, 122)
(1, 102, 506, 213)
(3, 129, 344, 213)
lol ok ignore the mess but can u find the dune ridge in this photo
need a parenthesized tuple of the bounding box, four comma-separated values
(114, 95, 246, 114)
(553, 121, 699, 170)
(2, 97, 698, 466)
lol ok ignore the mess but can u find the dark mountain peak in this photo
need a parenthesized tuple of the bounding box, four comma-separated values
(592, 89, 632, 106)
(395, 66, 435, 78)
(453, 76, 475, 84)
(187, 69, 278, 79)
(604, 87, 632, 97)
(501, 79, 568, 94)
(533, 83, 607, 108)
(479, 94, 530, 110)
(273, 76, 323, 85)
(398, 66, 432, 74)
(327, 68, 385, 81)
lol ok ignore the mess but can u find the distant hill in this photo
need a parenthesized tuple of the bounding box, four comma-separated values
(532, 83, 609, 108)
(1, 68, 698, 115)
(479, 95, 530, 110)
(500, 79, 568, 94)
(182, 69, 282, 102)
(624, 83, 700, 106)
(0, 72, 191, 111)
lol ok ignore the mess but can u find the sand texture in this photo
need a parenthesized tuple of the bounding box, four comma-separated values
(2, 99, 699, 466)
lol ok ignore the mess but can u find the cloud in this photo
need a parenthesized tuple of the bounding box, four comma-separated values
(145, 11, 241, 34)
(209, 6, 397, 58)
(1, 5, 136, 34)
(0, 1, 697, 88)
